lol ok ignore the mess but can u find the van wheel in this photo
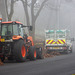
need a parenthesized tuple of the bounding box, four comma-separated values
(36, 47, 43, 59)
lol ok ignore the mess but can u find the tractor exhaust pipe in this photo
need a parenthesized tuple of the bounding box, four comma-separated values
(0, 18, 2, 23)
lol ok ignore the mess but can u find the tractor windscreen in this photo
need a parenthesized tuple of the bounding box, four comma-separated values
(1, 23, 19, 36)
(13, 24, 18, 35)
(1, 24, 12, 36)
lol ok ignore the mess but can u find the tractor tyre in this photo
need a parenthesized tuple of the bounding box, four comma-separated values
(13, 40, 27, 62)
(29, 46, 37, 60)
(8, 56, 14, 60)
(36, 47, 43, 59)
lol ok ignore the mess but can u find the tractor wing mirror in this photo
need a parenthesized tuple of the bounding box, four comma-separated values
(29, 26, 32, 31)
(22, 25, 32, 31)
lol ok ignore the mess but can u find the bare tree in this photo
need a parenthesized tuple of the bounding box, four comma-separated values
(21, 0, 48, 41)
(0, 0, 7, 21)
(21, 0, 31, 35)
(5, 0, 18, 21)
(5, 0, 48, 41)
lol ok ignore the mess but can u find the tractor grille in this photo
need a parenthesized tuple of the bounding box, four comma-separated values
(0, 47, 2, 53)
(0, 50, 2, 53)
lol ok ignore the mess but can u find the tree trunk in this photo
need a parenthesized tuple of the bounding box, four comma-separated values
(8, 16, 12, 21)
(8, 0, 14, 21)
(31, 0, 36, 41)
(0, 0, 8, 21)
(21, 0, 32, 36)
(21, 0, 48, 41)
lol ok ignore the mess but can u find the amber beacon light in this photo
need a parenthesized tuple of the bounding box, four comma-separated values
(0, 18, 2, 23)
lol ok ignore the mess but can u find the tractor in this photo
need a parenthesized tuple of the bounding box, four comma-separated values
(0, 18, 43, 62)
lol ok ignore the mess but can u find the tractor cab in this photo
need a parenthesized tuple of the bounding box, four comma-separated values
(0, 19, 32, 42)
(0, 21, 24, 41)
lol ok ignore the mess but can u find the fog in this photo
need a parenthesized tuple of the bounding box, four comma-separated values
(0, 0, 75, 40)
(35, 0, 75, 39)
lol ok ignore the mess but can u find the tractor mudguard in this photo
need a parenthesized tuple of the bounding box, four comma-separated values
(27, 36, 34, 46)
(12, 35, 23, 40)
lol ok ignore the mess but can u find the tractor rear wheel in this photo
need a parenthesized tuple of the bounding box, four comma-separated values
(8, 56, 14, 60)
(29, 46, 37, 60)
(13, 40, 27, 62)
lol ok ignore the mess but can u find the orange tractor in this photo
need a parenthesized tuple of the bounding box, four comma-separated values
(0, 18, 43, 62)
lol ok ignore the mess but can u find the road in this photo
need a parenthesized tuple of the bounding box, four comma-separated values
(0, 46, 75, 75)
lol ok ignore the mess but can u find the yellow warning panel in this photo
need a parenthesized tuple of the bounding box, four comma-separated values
(1, 39, 5, 42)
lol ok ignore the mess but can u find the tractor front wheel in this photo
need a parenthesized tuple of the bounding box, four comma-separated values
(29, 46, 37, 60)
